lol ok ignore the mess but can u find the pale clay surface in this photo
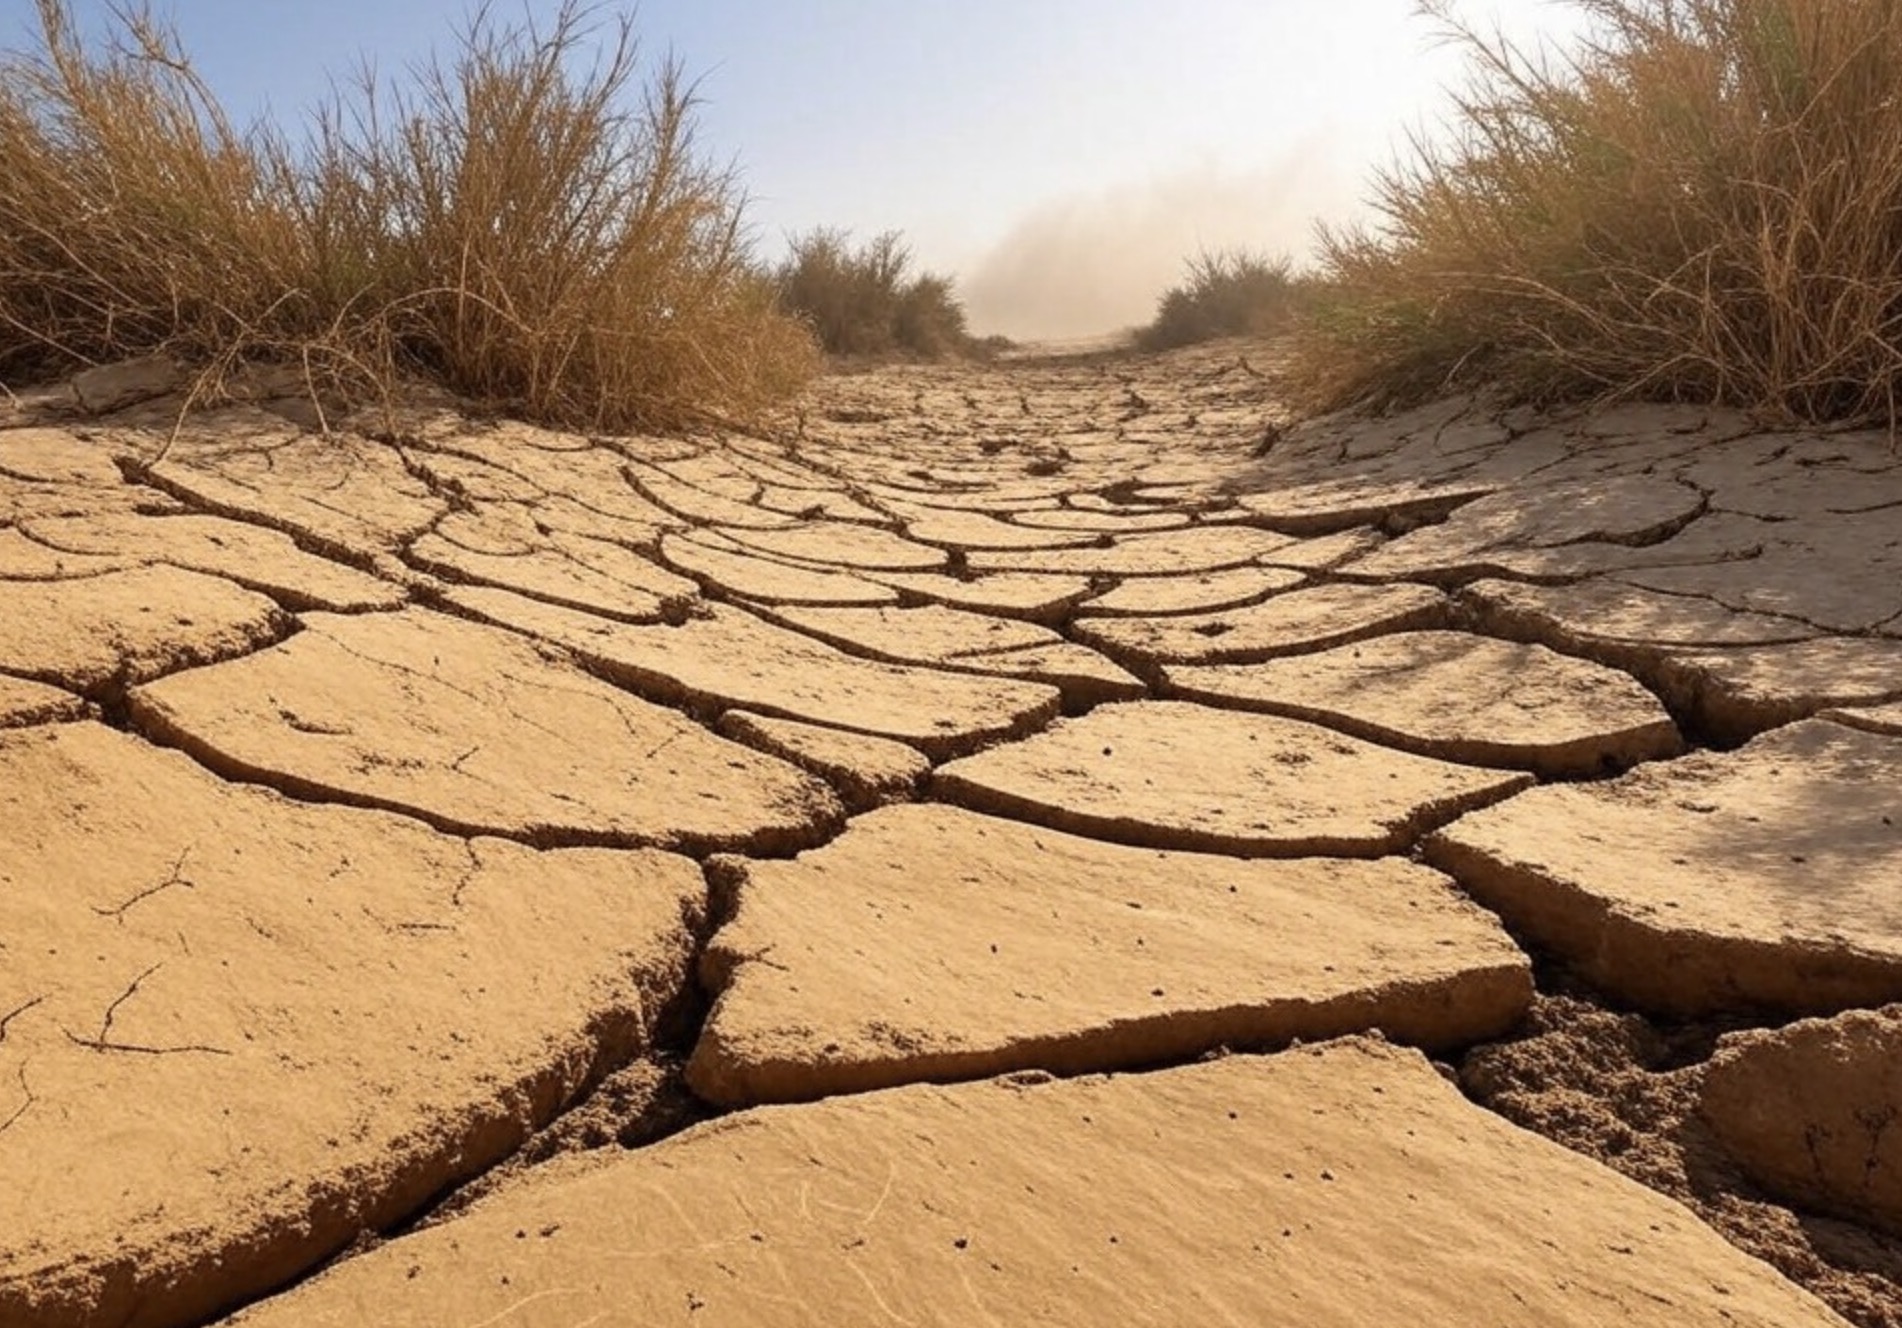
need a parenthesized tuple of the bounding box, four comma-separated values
(0, 724, 703, 1328)
(1702, 1006, 1902, 1238)
(1, 342, 1896, 1325)
(689, 804, 1532, 1105)
(933, 699, 1535, 857)
(1428, 718, 1902, 1015)
(230, 1042, 1846, 1328)
(1165, 629, 1684, 775)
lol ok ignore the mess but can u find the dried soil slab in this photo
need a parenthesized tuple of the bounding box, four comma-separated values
(650, 451, 763, 497)
(1483, 474, 1710, 548)
(1464, 577, 1895, 742)
(755, 483, 887, 523)
(528, 489, 681, 547)
(1701, 1006, 1902, 1237)
(409, 528, 691, 621)
(433, 419, 621, 461)
(895, 504, 1100, 550)
(764, 602, 1060, 663)
(755, 604, 1143, 704)
(129, 609, 841, 854)
(854, 475, 1065, 512)
(400, 445, 544, 503)
(1463, 509, 1778, 584)
(1656, 638, 1902, 745)
(0, 723, 704, 1328)
(0, 527, 129, 580)
(934, 700, 1530, 857)
(724, 450, 819, 489)
(1823, 700, 1902, 735)
(1427, 719, 1902, 1015)
(1232, 478, 1494, 535)
(715, 710, 928, 813)
(1469, 576, 1818, 649)
(1012, 505, 1191, 531)
(1325, 395, 1486, 461)
(1076, 582, 1449, 668)
(659, 531, 898, 606)
(1574, 399, 1753, 442)
(958, 642, 1147, 706)
(1620, 511, 1902, 634)
(1080, 565, 1303, 617)
(25, 513, 403, 612)
(224, 1039, 1847, 1328)
(1, 472, 176, 527)
(1126, 483, 1219, 506)
(0, 677, 86, 727)
(729, 442, 845, 486)
(0, 427, 127, 485)
(1350, 477, 1706, 580)
(450, 590, 1060, 759)
(722, 520, 948, 571)
(427, 436, 681, 534)
(419, 504, 541, 555)
(0, 565, 290, 694)
(149, 429, 445, 561)
(689, 804, 1531, 1105)
(874, 474, 1072, 509)
(538, 534, 697, 607)
(1167, 631, 1683, 776)
(863, 568, 1093, 623)
(1682, 434, 1902, 520)
(1256, 526, 1385, 571)
(967, 524, 1295, 576)
(624, 460, 796, 529)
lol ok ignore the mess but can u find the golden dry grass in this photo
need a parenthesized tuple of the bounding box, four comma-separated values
(1289, 0, 1902, 428)
(775, 228, 972, 359)
(1139, 250, 1312, 351)
(0, 0, 816, 432)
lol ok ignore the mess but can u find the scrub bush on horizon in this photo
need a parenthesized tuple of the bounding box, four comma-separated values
(1139, 249, 1313, 351)
(775, 227, 976, 360)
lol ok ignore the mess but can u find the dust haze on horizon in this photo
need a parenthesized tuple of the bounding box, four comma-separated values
(935, 5, 1596, 343)
(958, 138, 1363, 342)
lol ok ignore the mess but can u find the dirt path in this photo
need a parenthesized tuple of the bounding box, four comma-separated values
(2, 343, 1898, 1325)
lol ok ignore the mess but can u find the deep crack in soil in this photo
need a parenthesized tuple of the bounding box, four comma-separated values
(1463, 981, 1902, 1328)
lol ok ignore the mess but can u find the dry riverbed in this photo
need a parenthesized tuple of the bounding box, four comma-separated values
(2, 341, 1899, 1326)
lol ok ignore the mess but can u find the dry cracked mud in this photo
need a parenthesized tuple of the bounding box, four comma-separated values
(2, 341, 1899, 1325)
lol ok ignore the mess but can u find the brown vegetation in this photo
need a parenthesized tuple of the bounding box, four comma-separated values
(1288, 0, 1902, 428)
(0, 0, 816, 432)
(775, 228, 977, 359)
(1138, 249, 1312, 351)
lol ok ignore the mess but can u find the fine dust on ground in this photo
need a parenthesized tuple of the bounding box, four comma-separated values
(1464, 986, 1902, 1328)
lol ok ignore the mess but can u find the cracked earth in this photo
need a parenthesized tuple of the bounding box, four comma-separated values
(2, 342, 1900, 1326)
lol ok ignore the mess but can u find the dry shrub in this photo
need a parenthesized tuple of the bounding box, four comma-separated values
(776, 228, 972, 358)
(1138, 249, 1310, 351)
(0, 0, 816, 432)
(0, 2, 308, 390)
(1289, 0, 1902, 427)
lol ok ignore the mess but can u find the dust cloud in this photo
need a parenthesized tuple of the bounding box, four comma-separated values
(958, 134, 1370, 343)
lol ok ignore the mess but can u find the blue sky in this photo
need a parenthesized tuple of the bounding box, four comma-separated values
(2, 1, 1590, 337)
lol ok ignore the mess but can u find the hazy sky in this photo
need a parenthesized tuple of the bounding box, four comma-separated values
(4, 1, 1591, 338)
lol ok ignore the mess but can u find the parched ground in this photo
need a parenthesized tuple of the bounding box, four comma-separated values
(2, 342, 1900, 1326)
